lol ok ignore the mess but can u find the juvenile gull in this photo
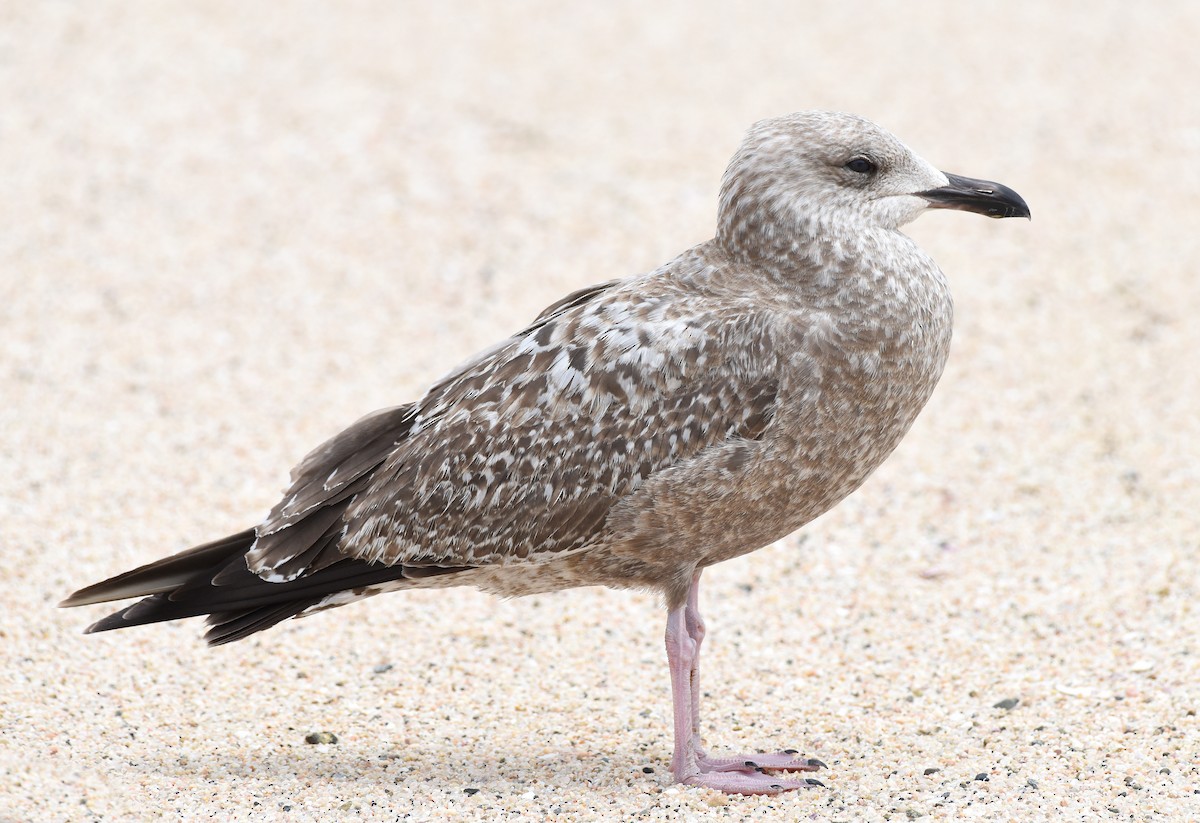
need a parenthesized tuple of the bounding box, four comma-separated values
(62, 111, 1029, 795)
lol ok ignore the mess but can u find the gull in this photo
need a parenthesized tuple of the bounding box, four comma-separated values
(62, 111, 1029, 794)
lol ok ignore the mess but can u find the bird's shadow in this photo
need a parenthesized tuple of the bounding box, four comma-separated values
(128, 737, 658, 796)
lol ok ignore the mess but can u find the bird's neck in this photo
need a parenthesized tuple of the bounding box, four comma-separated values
(716, 210, 886, 285)
(708, 214, 951, 337)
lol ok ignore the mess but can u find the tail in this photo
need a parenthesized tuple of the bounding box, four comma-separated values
(60, 529, 466, 646)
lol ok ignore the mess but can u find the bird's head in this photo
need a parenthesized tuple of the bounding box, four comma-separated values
(717, 111, 1029, 259)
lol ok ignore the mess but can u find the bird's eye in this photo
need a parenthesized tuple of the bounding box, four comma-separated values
(844, 156, 877, 175)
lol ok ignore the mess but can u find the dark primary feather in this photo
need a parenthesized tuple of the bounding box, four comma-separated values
(80, 529, 469, 644)
(62, 405, 435, 643)
(59, 530, 258, 608)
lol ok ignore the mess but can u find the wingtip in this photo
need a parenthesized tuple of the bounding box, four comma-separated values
(58, 581, 144, 609)
(59, 529, 260, 610)
(59, 589, 101, 609)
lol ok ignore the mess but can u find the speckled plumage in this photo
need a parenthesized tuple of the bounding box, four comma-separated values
(63, 111, 1029, 794)
(257, 113, 958, 612)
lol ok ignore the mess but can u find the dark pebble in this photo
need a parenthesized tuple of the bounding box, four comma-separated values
(463, 788, 480, 796)
(642, 766, 654, 774)
(923, 767, 940, 775)
(974, 773, 989, 781)
(1027, 778, 1039, 789)
(372, 663, 394, 674)
(993, 697, 1020, 710)
(304, 731, 338, 745)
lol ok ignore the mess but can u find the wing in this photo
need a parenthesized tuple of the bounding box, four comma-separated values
(338, 282, 784, 569)
(242, 279, 623, 581)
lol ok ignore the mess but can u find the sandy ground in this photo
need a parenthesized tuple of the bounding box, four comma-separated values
(4, 2, 1200, 821)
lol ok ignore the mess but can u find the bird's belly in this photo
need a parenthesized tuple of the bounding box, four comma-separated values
(617, 335, 950, 573)
(708, 345, 949, 561)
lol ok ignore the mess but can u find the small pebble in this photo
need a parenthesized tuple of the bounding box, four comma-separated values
(975, 773, 989, 781)
(1027, 779, 1039, 789)
(463, 788, 480, 796)
(304, 731, 338, 745)
(642, 766, 655, 773)
(372, 663, 394, 674)
(993, 697, 1020, 710)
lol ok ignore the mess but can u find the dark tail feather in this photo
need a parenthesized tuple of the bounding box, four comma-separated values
(205, 601, 325, 646)
(62, 529, 471, 645)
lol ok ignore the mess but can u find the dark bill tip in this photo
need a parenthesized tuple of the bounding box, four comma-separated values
(918, 172, 1031, 220)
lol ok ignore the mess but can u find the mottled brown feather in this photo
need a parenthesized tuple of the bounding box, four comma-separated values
(340, 276, 786, 569)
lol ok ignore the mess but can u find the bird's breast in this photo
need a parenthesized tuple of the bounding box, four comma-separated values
(767, 257, 952, 513)
(683, 257, 954, 566)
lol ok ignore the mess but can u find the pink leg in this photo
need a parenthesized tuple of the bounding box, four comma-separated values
(665, 572, 826, 794)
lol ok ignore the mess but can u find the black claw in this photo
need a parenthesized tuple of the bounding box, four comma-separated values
(770, 784, 784, 790)
(744, 760, 758, 768)
(805, 778, 826, 787)
(807, 758, 828, 769)
(783, 748, 799, 754)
